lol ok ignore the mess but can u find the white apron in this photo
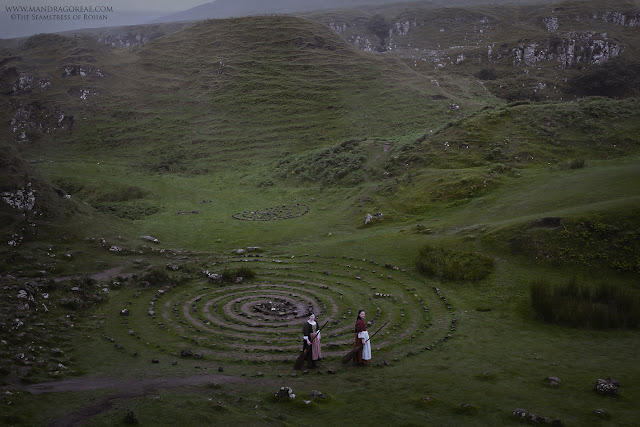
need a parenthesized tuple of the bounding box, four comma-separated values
(357, 330, 371, 360)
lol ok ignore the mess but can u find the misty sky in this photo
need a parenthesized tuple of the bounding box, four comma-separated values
(0, 0, 215, 38)
(1, 0, 214, 12)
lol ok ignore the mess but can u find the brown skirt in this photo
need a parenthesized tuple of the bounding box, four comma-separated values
(353, 334, 368, 366)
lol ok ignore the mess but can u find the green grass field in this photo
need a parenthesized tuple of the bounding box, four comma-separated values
(1, 0, 640, 425)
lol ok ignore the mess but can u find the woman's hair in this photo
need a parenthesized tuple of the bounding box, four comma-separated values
(356, 309, 364, 321)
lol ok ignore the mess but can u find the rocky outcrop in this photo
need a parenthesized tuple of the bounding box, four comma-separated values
(62, 65, 106, 78)
(326, 8, 628, 70)
(97, 33, 155, 48)
(10, 102, 74, 141)
(8, 73, 50, 94)
(1, 183, 36, 213)
(510, 32, 621, 68)
(12, 75, 32, 94)
(599, 11, 640, 27)
(67, 87, 100, 100)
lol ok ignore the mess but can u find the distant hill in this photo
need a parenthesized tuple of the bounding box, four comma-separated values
(152, 0, 425, 23)
(152, 0, 558, 23)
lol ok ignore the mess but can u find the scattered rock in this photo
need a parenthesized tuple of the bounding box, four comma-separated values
(180, 350, 193, 358)
(275, 386, 295, 399)
(547, 376, 561, 388)
(203, 271, 222, 283)
(594, 377, 620, 396)
(513, 408, 528, 419)
(310, 390, 327, 400)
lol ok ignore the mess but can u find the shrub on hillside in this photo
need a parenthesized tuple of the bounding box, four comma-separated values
(566, 57, 640, 98)
(135, 266, 185, 288)
(475, 68, 497, 81)
(531, 277, 640, 328)
(567, 158, 585, 169)
(416, 245, 494, 281)
(430, 176, 496, 202)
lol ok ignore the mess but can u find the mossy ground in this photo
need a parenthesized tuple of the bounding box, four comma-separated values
(1, 4, 640, 426)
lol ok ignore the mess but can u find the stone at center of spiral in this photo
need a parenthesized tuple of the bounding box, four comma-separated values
(253, 300, 298, 317)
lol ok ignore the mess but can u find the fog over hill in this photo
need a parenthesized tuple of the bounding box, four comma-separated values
(152, 0, 560, 23)
(153, 0, 434, 23)
(0, 0, 559, 39)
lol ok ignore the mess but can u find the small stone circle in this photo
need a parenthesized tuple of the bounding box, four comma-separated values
(232, 204, 310, 221)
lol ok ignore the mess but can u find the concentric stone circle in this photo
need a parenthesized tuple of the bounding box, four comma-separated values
(231, 203, 309, 221)
(117, 254, 457, 363)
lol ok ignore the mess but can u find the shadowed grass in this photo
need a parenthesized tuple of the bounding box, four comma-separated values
(416, 244, 494, 281)
(531, 277, 640, 328)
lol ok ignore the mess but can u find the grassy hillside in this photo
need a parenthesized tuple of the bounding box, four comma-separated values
(1, 2, 640, 426)
(3, 16, 482, 172)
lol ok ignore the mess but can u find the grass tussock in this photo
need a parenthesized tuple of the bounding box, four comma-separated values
(135, 266, 186, 288)
(416, 245, 494, 281)
(220, 266, 256, 283)
(530, 277, 640, 328)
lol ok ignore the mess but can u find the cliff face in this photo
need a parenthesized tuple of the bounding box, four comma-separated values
(321, 3, 638, 70)
(508, 32, 622, 68)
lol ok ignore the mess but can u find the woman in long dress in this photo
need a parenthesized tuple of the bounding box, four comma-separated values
(302, 313, 322, 368)
(354, 309, 371, 366)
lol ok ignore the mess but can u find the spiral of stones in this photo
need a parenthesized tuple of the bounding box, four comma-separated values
(231, 203, 309, 221)
(120, 254, 457, 363)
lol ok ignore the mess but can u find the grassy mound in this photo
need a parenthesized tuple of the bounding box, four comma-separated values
(416, 245, 494, 281)
(487, 213, 640, 275)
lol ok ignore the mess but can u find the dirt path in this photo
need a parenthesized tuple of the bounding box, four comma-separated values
(52, 264, 134, 283)
(17, 373, 258, 426)
(21, 373, 249, 395)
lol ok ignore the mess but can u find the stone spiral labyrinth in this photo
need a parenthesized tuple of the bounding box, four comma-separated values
(118, 254, 457, 364)
(231, 203, 309, 221)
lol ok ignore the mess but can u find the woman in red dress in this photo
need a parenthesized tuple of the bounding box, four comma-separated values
(353, 309, 371, 366)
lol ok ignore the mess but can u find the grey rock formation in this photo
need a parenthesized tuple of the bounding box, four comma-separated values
(275, 386, 296, 399)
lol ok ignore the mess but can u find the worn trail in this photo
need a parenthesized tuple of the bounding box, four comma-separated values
(16, 373, 260, 427)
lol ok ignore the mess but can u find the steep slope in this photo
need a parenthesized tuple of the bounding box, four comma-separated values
(3, 15, 484, 174)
